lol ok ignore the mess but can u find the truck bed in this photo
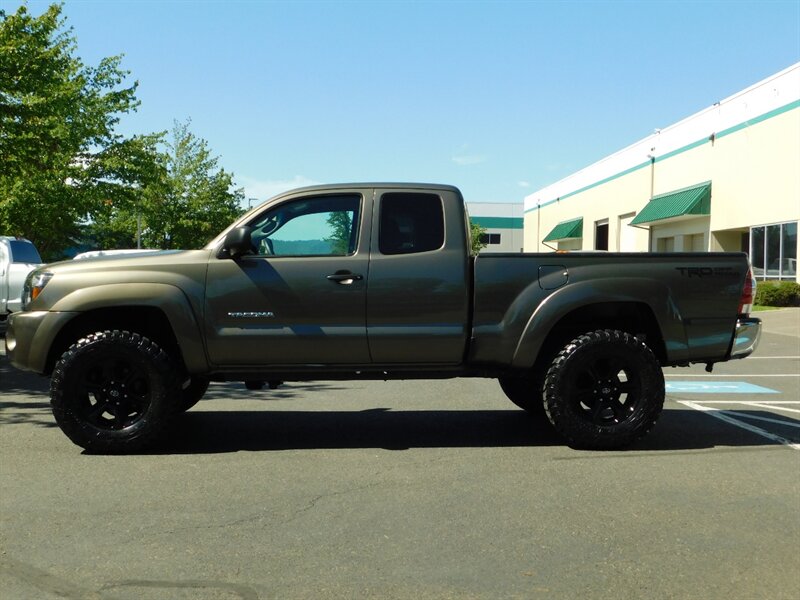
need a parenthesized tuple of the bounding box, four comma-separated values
(469, 252, 749, 368)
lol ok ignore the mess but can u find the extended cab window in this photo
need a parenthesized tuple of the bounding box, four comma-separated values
(249, 194, 361, 257)
(379, 193, 444, 255)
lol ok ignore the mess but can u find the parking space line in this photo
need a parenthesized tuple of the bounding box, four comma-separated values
(712, 410, 800, 428)
(693, 401, 800, 404)
(677, 400, 800, 450)
(737, 402, 800, 414)
(666, 381, 778, 393)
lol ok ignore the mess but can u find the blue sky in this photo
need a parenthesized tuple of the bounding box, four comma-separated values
(16, 0, 800, 205)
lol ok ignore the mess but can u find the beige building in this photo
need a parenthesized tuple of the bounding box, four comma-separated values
(524, 63, 800, 282)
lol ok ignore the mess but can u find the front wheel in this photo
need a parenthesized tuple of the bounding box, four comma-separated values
(543, 329, 664, 449)
(50, 330, 180, 453)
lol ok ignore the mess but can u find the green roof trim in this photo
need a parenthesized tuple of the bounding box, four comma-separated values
(630, 181, 711, 226)
(470, 216, 524, 230)
(543, 217, 583, 242)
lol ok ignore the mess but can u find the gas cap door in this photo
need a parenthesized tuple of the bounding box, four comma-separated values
(538, 265, 568, 290)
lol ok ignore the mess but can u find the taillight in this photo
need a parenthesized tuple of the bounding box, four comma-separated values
(738, 267, 755, 315)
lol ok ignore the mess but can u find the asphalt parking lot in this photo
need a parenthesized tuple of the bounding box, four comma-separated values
(1, 310, 798, 600)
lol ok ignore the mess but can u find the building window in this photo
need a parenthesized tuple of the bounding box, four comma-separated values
(480, 233, 501, 245)
(750, 222, 797, 280)
(595, 220, 609, 251)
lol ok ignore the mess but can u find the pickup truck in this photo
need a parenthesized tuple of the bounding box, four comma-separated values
(1, 236, 43, 328)
(5, 183, 761, 453)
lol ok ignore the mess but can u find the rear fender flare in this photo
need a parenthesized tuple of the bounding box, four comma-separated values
(510, 278, 688, 369)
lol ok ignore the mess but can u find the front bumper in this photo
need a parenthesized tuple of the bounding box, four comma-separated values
(5, 310, 77, 374)
(729, 317, 762, 359)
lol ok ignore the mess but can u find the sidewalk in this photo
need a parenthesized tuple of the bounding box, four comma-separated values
(757, 307, 800, 337)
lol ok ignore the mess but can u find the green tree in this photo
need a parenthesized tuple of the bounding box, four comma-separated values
(0, 4, 161, 259)
(470, 220, 488, 255)
(138, 120, 243, 249)
(325, 211, 353, 254)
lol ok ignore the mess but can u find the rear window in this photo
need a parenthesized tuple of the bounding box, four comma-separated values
(9, 240, 42, 264)
(379, 193, 444, 255)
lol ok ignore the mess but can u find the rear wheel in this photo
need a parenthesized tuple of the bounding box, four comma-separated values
(543, 329, 664, 449)
(50, 330, 179, 453)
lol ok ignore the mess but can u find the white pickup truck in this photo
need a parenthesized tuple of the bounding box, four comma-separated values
(1, 236, 43, 327)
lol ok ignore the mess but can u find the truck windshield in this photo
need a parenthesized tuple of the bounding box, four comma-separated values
(9, 240, 42, 264)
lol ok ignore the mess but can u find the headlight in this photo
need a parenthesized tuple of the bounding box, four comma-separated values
(21, 271, 53, 310)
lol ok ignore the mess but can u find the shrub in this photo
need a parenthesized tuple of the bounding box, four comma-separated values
(754, 280, 800, 307)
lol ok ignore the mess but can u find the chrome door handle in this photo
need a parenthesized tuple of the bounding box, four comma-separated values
(326, 271, 363, 285)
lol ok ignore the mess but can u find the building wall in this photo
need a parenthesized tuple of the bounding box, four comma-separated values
(523, 63, 800, 280)
(467, 202, 524, 253)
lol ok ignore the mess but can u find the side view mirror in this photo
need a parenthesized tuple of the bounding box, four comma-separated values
(218, 226, 256, 259)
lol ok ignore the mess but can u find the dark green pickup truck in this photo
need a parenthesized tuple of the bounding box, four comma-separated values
(6, 183, 761, 453)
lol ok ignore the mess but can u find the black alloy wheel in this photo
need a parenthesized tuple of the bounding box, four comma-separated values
(75, 354, 152, 429)
(51, 330, 179, 453)
(543, 329, 664, 449)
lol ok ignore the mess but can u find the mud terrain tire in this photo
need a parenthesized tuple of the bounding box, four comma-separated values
(51, 330, 180, 453)
(543, 329, 664, 449)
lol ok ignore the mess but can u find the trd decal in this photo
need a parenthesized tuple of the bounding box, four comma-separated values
(675, 267, 740, 278)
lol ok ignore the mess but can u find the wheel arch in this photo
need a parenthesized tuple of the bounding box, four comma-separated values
(44, 283, 207, 375)
(511, 278, 684, 371)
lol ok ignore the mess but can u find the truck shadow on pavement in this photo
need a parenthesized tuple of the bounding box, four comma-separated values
(3, 361, 797, 453)
(201, 382, 351, 401)
(0, 400, 56, 428)
(148, 407, 799, 455)
(0, 366, 49, 396)
(0, 355, 55, 427)
(156, 408, 562, 453)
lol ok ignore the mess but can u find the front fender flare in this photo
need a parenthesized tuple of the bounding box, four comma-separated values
(49, 283, 207, 372)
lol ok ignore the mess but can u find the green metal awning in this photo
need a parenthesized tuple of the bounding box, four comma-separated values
(630, 182, 711, 226)
(543, 217, 583, 242)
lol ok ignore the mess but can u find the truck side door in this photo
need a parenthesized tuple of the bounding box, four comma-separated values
(204, 191, 372, 365)
(366, 188, 471, 364)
